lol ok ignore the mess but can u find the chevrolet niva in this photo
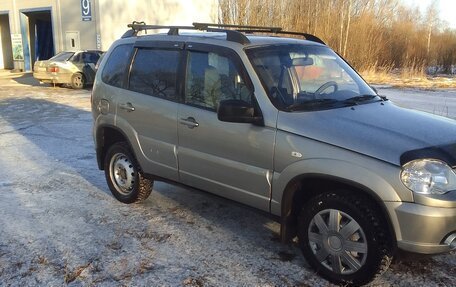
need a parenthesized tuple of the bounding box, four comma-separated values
(91, 23, 456, 285)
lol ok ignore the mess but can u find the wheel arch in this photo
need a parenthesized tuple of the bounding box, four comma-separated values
(95, 124, 137, 170)
(279, 173, 397, 249)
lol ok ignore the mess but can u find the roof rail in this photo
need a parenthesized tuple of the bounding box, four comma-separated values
(122, 21, 325, 45)
(122, 21, 195, 38)
(193, 23, 325, 44)
(237, 29, 325, 45)
(192, 22, 282, 33)
(122, 21, 251, 44)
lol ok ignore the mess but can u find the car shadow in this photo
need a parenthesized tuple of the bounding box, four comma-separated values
(10, 72, 42, 87)
(0, 96, 107, 192)
(0, 96, 108, 282)
(9, 72, 93, 90)
(149, 180, 308, 266)
(0, 95, 310, 276)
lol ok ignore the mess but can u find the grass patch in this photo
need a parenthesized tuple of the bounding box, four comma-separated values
(360, 67, 456, 89)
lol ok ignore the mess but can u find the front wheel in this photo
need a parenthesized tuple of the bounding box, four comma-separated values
(297, 192, 393, 285)
(104, 142, 153, 203)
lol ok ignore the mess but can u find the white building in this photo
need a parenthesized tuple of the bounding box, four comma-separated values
(0, 0, 218, 71)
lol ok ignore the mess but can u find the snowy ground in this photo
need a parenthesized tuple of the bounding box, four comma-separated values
(0, 73, 455, 286)
(377, 86, 456, 119)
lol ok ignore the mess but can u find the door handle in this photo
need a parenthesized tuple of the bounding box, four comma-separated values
(119, 102, 135, 112)
(179, 117, 199, 129)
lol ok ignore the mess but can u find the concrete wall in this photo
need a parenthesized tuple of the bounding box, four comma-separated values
(59, 0, 97, 51)
(0, 0, 97, 70)
(96, 0, 218, 51)
(0, 14, 14, 69)
(0, 0, 58, 70)
(0, 0, 218, 70)
(0, 3, 14, 69)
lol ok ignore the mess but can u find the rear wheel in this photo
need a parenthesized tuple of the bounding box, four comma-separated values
(297, 191, 393, 285)
(71, 72, 85, 89)
(104, 142, 153, 203)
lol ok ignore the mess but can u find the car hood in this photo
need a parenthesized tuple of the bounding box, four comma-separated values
(277, 101, 456, 166)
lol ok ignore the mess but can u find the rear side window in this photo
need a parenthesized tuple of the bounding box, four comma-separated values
(70, 53, 82, 63)
(129, 49, 180, 101)
(102, 44, 133, 88)
(50, 52, 74, 62)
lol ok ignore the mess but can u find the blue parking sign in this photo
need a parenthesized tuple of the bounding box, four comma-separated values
(81, 0, 92, 21)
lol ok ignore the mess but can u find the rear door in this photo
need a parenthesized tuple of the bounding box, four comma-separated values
(115, 41, 183, 181)
(177, 44, 275, 211)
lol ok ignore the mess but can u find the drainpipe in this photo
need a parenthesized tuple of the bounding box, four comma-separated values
(93, 0, 100, 50)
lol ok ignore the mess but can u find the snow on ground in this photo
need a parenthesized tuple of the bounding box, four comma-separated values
(378, 86, 456, 119)
(0, 74, 455, 286)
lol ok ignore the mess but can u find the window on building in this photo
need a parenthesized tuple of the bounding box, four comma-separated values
(129, 49, 180, 101)
(102, 44, 133, 88)
(185, 50, 252, 111)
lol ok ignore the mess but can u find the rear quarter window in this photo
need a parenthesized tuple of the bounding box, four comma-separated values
(101, 44, 133, 88)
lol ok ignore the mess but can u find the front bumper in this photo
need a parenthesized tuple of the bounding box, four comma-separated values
(386, 202, 456, 254)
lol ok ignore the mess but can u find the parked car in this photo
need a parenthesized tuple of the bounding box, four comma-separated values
(91, 23, 456, 286)
(33, 50, 103, 89)
(94, 52, 105, 73)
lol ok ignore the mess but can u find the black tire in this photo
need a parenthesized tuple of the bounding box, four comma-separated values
(103, 142, 153, 203)
(297, 191, 393, 286)
(71, 73, 85, 89)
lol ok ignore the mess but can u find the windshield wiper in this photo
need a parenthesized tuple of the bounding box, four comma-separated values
(342, 95, 379, 105)
(286, 99, 339, 111)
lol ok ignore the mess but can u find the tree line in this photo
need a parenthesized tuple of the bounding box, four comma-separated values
(218, 0, 456, 74)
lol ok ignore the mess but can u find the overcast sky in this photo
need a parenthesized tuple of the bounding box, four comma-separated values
(402, 0, 456, 28)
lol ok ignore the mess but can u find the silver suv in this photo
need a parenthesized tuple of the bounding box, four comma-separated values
(92, 23, 456, 285)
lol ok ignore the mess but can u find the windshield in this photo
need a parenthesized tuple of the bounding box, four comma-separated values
(246, 45, 379, 111)
(49, 52, 75, 62)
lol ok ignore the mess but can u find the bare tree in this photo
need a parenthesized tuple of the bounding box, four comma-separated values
(218, 0, 456, 74)
(343, 0, 353, 57)
(425, 0, 439, 57)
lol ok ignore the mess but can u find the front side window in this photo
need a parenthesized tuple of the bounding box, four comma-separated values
(81, 52, 101, 64)
(102, 44, 133, 88)
(247, 45, 379, 111)
(129, 49, 179, 101)
(185, 50, 252, 111)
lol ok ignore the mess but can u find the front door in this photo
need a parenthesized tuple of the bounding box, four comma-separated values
(177, 44, 275, 211)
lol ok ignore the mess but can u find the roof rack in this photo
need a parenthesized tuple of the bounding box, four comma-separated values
(122, 21, 195, 38)
(193, 22, 282, 33)
(122, 22, 325, 45)
(193, 23, 326, 45)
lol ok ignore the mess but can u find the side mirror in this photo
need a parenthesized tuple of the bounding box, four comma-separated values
(217, 99, 263, 125)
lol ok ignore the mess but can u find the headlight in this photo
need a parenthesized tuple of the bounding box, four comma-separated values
(401, 159, 456, 195)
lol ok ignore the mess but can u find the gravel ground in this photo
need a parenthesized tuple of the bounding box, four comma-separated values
(0, 73, 455, 286)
